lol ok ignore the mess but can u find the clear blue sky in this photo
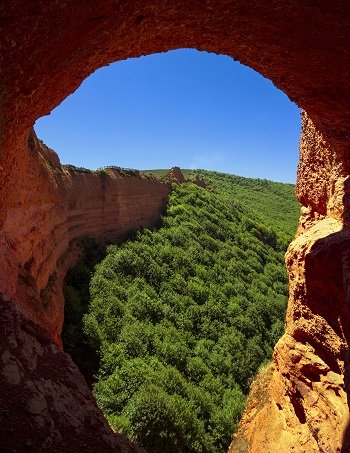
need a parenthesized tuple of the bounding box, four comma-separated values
(34, 49, 300, 183)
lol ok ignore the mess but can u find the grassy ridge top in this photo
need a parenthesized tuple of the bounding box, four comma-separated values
(191, 170, 299, 244)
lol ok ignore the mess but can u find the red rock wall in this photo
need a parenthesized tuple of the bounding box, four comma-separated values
(1, 2, 350, 452)
(0, 132, 168, 450)
(1, 132, 170, 340)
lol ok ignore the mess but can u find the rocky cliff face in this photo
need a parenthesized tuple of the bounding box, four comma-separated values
(1, 132, 170, 342)
(0, 294, 146, 452)
(230, 114, 350, 452)
(0, 133, 169, 450)
(1, 2, 350, 452)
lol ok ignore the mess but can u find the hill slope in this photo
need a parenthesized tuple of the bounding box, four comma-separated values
(63, 171, 300, 452)
(143, 169, 299, 245)
(187, 170, 299, 243)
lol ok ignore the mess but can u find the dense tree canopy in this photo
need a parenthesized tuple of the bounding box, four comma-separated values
(189, 170, 299, 246)
(63, 171, 299, 452)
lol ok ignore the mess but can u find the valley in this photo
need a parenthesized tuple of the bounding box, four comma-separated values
(62, 169, 299, 452)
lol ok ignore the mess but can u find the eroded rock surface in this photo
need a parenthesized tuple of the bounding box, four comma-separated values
(1, 1, 350, 452)
(0, 132, 168, 450)
(0, 295, 146, 452)
(167, 167, 208, 188)
(167, 166, 187, 184)
(1, 132, 170, 341)
(231, 122, 350, 451)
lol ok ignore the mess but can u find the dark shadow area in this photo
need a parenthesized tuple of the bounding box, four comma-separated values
(62, 238, 107, 387)
(0, 295, 130, 452)
(290, 389, 307, 424)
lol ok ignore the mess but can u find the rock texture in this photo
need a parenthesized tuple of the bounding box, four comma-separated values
(231, 217, 350, 452)
(167, 167, 208, 188)
(0, 133, 169, 450)
(167, 166, 187, 184)
(1, 132, 170, 341)
(231, 111, 350, 453)
(0, 294, 146, 453)
(1, 1, 350, 452)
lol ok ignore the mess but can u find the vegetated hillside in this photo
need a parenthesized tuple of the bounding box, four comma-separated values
(62, 173, 300, 453)
(188, 170, 299, 245)
(144, 169, 299, 246)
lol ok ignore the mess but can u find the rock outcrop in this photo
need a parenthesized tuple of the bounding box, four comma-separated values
(1, 2, 350, 452)
(1, 132, 170, 342)
(230, 112, 350, 453)
(231, 218, 350, 452)
(0, 133, 169, 450)
(167, 167, 208, 188)
(167, 166, 187, 184)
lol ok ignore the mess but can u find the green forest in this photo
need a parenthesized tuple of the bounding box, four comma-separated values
(63, 170, 299, 453)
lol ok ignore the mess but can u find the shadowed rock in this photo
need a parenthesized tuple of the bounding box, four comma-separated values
(1, 2, 350, 451)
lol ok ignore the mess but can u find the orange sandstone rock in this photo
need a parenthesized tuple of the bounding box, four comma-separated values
(0, 132, 169, 450)
(231, 218, 350, 452)
(1, 1, 350, 452)
(167, 166, 187, 184)
(1, 132, 170, 340)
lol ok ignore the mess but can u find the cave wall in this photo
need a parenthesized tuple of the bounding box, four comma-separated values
(1, 1, 350, 451)
(0, 294, 147, 452)
(231, 115, 350, 452)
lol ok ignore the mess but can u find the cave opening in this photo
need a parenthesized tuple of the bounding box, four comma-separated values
(1, 2, 349, 452)
(33, 49, 301, 451)
(34, 49, 300, 183)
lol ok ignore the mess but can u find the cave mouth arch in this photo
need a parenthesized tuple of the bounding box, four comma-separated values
(2, 2, 349, 235)
(1, 2, 350, 452)
(34, 49, 302, 452)
(3, 2, 349, 160)
(33, 48, 300, 184)
(2, 1, 348, 268)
